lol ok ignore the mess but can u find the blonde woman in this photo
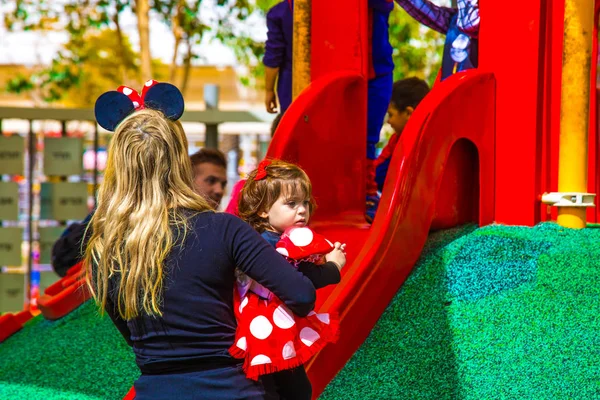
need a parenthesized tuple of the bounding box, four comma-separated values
(87, 81, 316, 399)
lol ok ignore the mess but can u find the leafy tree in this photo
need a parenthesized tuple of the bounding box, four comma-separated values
(2, 0, 446, 105)
(151, 0, 265, 95)
(1, 0, 135, 105)
(136, 0, 152, 80)
(390, 4, 446, 85)
(233, 1, 446, 90)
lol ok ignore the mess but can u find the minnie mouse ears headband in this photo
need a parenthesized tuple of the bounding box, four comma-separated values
(94, 79, 185, 132)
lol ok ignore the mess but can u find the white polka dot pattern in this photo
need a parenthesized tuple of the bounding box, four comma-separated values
(272, 305, 295, 329)
(236, 337, 247, 350)
(299, 327, 320, 347)
(288, 227, 313, 247)
(282, 341, 296, 360)
(239, 296, 249, 314)
(250, 354, 272, 366)
(276, 248, 289, 257)
(316, 313, 330, 325)
(249, 316, 273, 340)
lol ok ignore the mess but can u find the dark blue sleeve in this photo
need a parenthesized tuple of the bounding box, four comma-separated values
(263, 5, 287, 68)
(223, 214, 316, 317)
(297, 261, 341, 289)
(369, 0, 394, 13)
(51, 210, 95, 277)
(104, 295, 133, 346)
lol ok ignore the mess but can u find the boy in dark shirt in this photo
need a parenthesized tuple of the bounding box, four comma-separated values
(375, 77, 430, 192)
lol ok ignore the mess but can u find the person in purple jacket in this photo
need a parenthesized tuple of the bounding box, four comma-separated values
(264, 0, 293, 114)
(365, 0, 395, 223)
(396, 0, 480, 81)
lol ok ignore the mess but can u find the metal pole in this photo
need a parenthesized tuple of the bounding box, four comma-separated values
(26, 120, 34, 308)
(204, 84, 220, 149)
(557, 0, 595, 228)
(93, 124, 99, 208)
(292, 0, 311, 99)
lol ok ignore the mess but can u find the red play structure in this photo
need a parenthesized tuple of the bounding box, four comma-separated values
(5, 2, 598, 399)
(266, 1, 600, 397)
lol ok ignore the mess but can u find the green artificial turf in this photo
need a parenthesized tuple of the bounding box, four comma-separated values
(2, 222, 599, 399)
(0, 300, 138, 400)
(321, 223, 600, 400)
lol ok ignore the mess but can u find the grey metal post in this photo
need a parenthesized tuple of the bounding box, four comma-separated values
(93, 124, 99, 207)
(26, 120, 34, 308)
(204, 84, 220, 149)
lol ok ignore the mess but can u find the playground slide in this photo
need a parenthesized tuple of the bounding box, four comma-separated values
(267, 70, 496, 397)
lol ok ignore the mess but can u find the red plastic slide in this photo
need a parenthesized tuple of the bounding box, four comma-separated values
(268, 70, 496, 397)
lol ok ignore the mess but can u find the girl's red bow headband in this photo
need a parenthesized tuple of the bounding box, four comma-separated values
(94, 79, 184, 132)
(254, 159, 272, 181)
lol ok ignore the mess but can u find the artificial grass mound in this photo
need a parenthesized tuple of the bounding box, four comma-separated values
(0, 300, 138, 400)
(2, 223, 599, 399)
(321, 222, 600, 400)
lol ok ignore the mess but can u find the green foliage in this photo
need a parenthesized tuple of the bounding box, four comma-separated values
(61, 29, 144, 107)
(152, 0, 264, 91)
(390, 4, 446, 86)
(1, 0, 117, 104)
(1, 0, 447, 103)
(1, 0, 112, 33)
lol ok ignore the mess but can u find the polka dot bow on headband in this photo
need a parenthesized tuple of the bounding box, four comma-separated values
(94, 79, 185, 132)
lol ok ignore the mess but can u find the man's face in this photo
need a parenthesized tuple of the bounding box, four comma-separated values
(193, 162, 227, 209)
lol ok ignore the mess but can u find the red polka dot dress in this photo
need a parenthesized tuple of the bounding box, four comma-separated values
(229, 227, 340, 380)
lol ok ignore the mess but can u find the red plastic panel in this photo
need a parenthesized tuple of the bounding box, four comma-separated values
(311, 0, 367, 82)
(591, 2, 600, 223)
(303, 71, 496, 397)
(38, 279, 91, 321)
(268, 71, 368, 223)
(37, 262, 91, 321)
(538, 0, 563, 223)
(479, 0, 545, 226)
(537, 0, 599, 224)
(0, 310, 33, 343)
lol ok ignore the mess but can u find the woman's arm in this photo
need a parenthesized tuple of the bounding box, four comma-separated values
(226, 215, 316, 317)
(104, 295, 133, 346)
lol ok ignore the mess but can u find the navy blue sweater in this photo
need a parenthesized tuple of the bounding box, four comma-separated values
(104, 212, 317, 375)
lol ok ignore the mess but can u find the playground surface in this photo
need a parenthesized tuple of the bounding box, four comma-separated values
(2, 222, 599, 399)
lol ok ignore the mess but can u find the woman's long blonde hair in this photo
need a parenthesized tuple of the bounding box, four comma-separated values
(85, 109, 212, 319)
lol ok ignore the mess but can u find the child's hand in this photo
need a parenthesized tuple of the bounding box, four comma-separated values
(326, 242, 347, 271)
